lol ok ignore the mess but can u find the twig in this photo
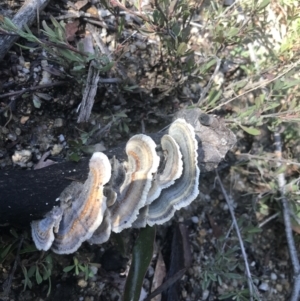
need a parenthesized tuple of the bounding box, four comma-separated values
(206, 60, 300, 113)
(274, 132, 300, 301)
(258, 212, 279, 228)
(197, 57, 222, 106)
(1, 235, 24, 297)
(77, 60, 100, 123)
(110, 0, 150, 23)
(236, 153, 300, 167)
(0, 81, 68, 99)
(215, 170, 260, 301)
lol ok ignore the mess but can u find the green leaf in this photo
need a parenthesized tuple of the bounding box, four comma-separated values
(42, 21, 56, 38)
(27, 265, 36, 278)
(208, 272, 217, 281)
(176, 42, 187, 56)
(123, 226, 156, 301)
(20, 244, 38, 254)
(0, 244, 12, 260)
(33, 95, 42, 108)
(99, 61, 114, 73)
(68, 152, 81, 162)
(224, 272, 243, 279)
(4, 17, 19, 31)
(206, 89, 222, 108)
(10, 228, 18, 238)
(239, 124, 261, 136)
(246, 226, 262, 234)
(226, 27, 239, 37)
(114, 112, 128, 118)
(63, 265, 75, 273)
(172, 22, 181, 37)
(36, 267, 43, 284)
(41, 263, 51, 280)
(123, 122, 129, 134)
(257, 0, 270, 10)
(78, 264, 85, 272)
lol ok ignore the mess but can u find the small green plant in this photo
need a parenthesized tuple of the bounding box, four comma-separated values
(63, 256, 95, 281)
(201, 242, 244, 292)
(68, 127, 98, 162)
(21, 253, 53, 297)
(201, 218, 262, 300)
(0, 16, 113, 84)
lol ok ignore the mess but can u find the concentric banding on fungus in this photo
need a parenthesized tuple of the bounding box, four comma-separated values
(146, 134, 183, 205)
(31, 206, 63, 251)
(146, 119, 200, 226)
(51, 152, 111, 254)
(88, 209, 112, 245)
(110, 134, 160, 233)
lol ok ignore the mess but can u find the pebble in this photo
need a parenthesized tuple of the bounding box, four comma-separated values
(54, 118, 64, 127)
(146, 266, 154, 278)
(7, 133, 17, 141)
(276, 284, 283, 292)
(89, 266, 98, 276)
(15, 128, 21, 135)
(191, 216, 199, 223)
(271, 272, 277, 280)
(135, 41, 147, 50)
(12, 150, 32, 166)
(259, 282, 269, 291)
(58, 134, 65, 142)
(77, 279, 88, 288)
(202, 289, 209, 300)
(51, 144, 63, 156)
(1, 127, 9, 134)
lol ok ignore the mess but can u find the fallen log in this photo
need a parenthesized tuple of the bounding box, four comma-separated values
(0, 108, 236, 225)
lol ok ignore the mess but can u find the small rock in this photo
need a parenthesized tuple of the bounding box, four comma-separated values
(15, 128, 21, 136)
(276, 284, 283, 292)
(7, 133, 17, 141)
(135, 41, 147, 50)
(89, 265, 98, 276)
(58, 134, 65, 142)
(51, 144, 63, 156)
(54, 118, 64, 127)
(191, 216, 199, 224)
(259, 282, 269, 291)
(12, 150, 32, 166)
(1, 127, 9, 134)
(271, 272, 277, 280)
(93, 143, 106, 152)
(77, 279, 88, 288)
(202, 289, 209, 300)
(146, 266, 154, 278)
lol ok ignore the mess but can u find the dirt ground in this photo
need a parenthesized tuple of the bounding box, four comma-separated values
(0, 0, 299, 300)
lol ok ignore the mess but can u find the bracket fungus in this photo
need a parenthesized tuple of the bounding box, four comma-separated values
(31, 206, 63, 251)
(31, 113, 235, 254)
(146, 119, 200, 226)
(110, 134, 160, 233)
(52, 152, 111, 254)
(146, 134, 183, 205)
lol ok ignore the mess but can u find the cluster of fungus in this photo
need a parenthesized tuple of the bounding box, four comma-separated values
(31, 118, 200, 254)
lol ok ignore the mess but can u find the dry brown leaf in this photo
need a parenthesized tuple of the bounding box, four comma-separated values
(74, 0, 88, 10)
(151, 250, 166, 301)
(86, 6, 99, 18)
(20, 116, 29, 124)
(65, 20, 80, 42)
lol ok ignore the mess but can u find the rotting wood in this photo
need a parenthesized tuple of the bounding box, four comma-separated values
(0, 108, 236, 225)
(0, 0, 51, 61)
